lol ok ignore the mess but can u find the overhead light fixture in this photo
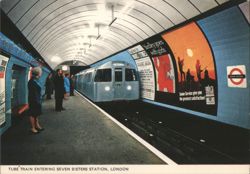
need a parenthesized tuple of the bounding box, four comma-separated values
(96, 24, 101, 40)
(109, 5, 117, 26)
(62, 65, 68, 71)
(89, 37, 92, 48)
(96, 35, 101, 40)
(51, 55, 62, 63)
(109, 17, 117, 26)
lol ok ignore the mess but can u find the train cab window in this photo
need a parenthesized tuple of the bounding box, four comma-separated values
(115, 68, 123, 82)
(125, 69, 137, 81)
(94, 69, 111, 82)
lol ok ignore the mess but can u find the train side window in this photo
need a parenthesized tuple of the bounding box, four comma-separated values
(82, 75, 85, 81)
(86, 72, 92, 82)
(94, 69, 111, 82)
(125, 69, 137, 81)
(115, 68, 123, 82)
(85, 75, 89, 83)
(84, 73, 87, 82)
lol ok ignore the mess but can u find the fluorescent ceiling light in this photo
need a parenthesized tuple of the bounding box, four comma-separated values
(51, 55, 62, 62)
(62, 65, 68, 71)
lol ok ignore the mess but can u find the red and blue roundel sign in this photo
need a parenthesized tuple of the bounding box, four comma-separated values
(227, 65, 247, 88)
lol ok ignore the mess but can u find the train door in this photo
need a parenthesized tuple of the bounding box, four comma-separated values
(114, 68, 124, 99)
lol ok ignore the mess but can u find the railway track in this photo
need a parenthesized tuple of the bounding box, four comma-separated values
(97, 101, 249, 164)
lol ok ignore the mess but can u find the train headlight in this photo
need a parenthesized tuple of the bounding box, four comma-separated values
(127, 85, 132, 90)
(104, 86, 110, 91)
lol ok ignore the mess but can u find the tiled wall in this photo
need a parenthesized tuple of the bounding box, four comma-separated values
(197, 6, 249, 128)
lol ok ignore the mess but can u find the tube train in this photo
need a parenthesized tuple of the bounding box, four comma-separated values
(75, 61, 139, 102)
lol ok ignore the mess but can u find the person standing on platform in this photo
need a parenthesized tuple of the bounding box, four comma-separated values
(28, 66, 44, 134)
(64, 74, 70, 99)
(70, 74, 75, 96)
(45, 73, 53, 99)
(54, 69, 65, 111)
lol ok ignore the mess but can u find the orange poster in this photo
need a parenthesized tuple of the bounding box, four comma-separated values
(162, 22, 216, 86)
(162, 22, 217, 114)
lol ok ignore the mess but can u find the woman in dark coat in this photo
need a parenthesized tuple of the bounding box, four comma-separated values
(28, 66, 44, 134)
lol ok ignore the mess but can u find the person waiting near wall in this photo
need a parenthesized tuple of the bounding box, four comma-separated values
(54, 69, 66, 111)
(45, 73, 54, 99)
(70, 74, 75, 96)
(28, 66, 44, 134)
(64, 74, 70, 99)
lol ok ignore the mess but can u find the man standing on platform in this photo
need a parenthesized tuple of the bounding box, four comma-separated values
(70, 74, 75, 96)
(54, 69, 65, 111)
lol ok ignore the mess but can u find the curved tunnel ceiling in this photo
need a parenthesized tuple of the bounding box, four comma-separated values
(1, 0, 230, 69)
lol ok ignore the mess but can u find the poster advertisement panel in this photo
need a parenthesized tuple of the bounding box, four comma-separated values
(162, 22, 217, 115)
(0, 54, 9, 126)
(128, 45, 155, 100)
(152, 54, 175, 93)
(141, 36, 176, 94)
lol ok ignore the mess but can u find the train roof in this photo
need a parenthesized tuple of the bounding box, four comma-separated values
(76, 61, 136, 76)
(76, 67, 95, 76)
(97, 61, 136, 69)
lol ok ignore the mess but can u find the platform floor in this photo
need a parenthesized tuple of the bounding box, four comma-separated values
(1, 94, 165, 165)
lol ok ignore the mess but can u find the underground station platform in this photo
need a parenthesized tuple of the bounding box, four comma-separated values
(1, 93, 174, 165)
(1, 93, 248, 174)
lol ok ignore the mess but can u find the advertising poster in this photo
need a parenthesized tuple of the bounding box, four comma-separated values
(162, 22, 217, 115)
(128, 45, 155, 100)
(0, 54, 9, 126)
(152, 54, 175, 93)
(141, 36, 177, 104)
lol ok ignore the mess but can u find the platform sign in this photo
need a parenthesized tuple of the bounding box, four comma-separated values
(128, 45, 155, 100)
(0, 54, 9, 126)
(227, 65, 247, 88)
